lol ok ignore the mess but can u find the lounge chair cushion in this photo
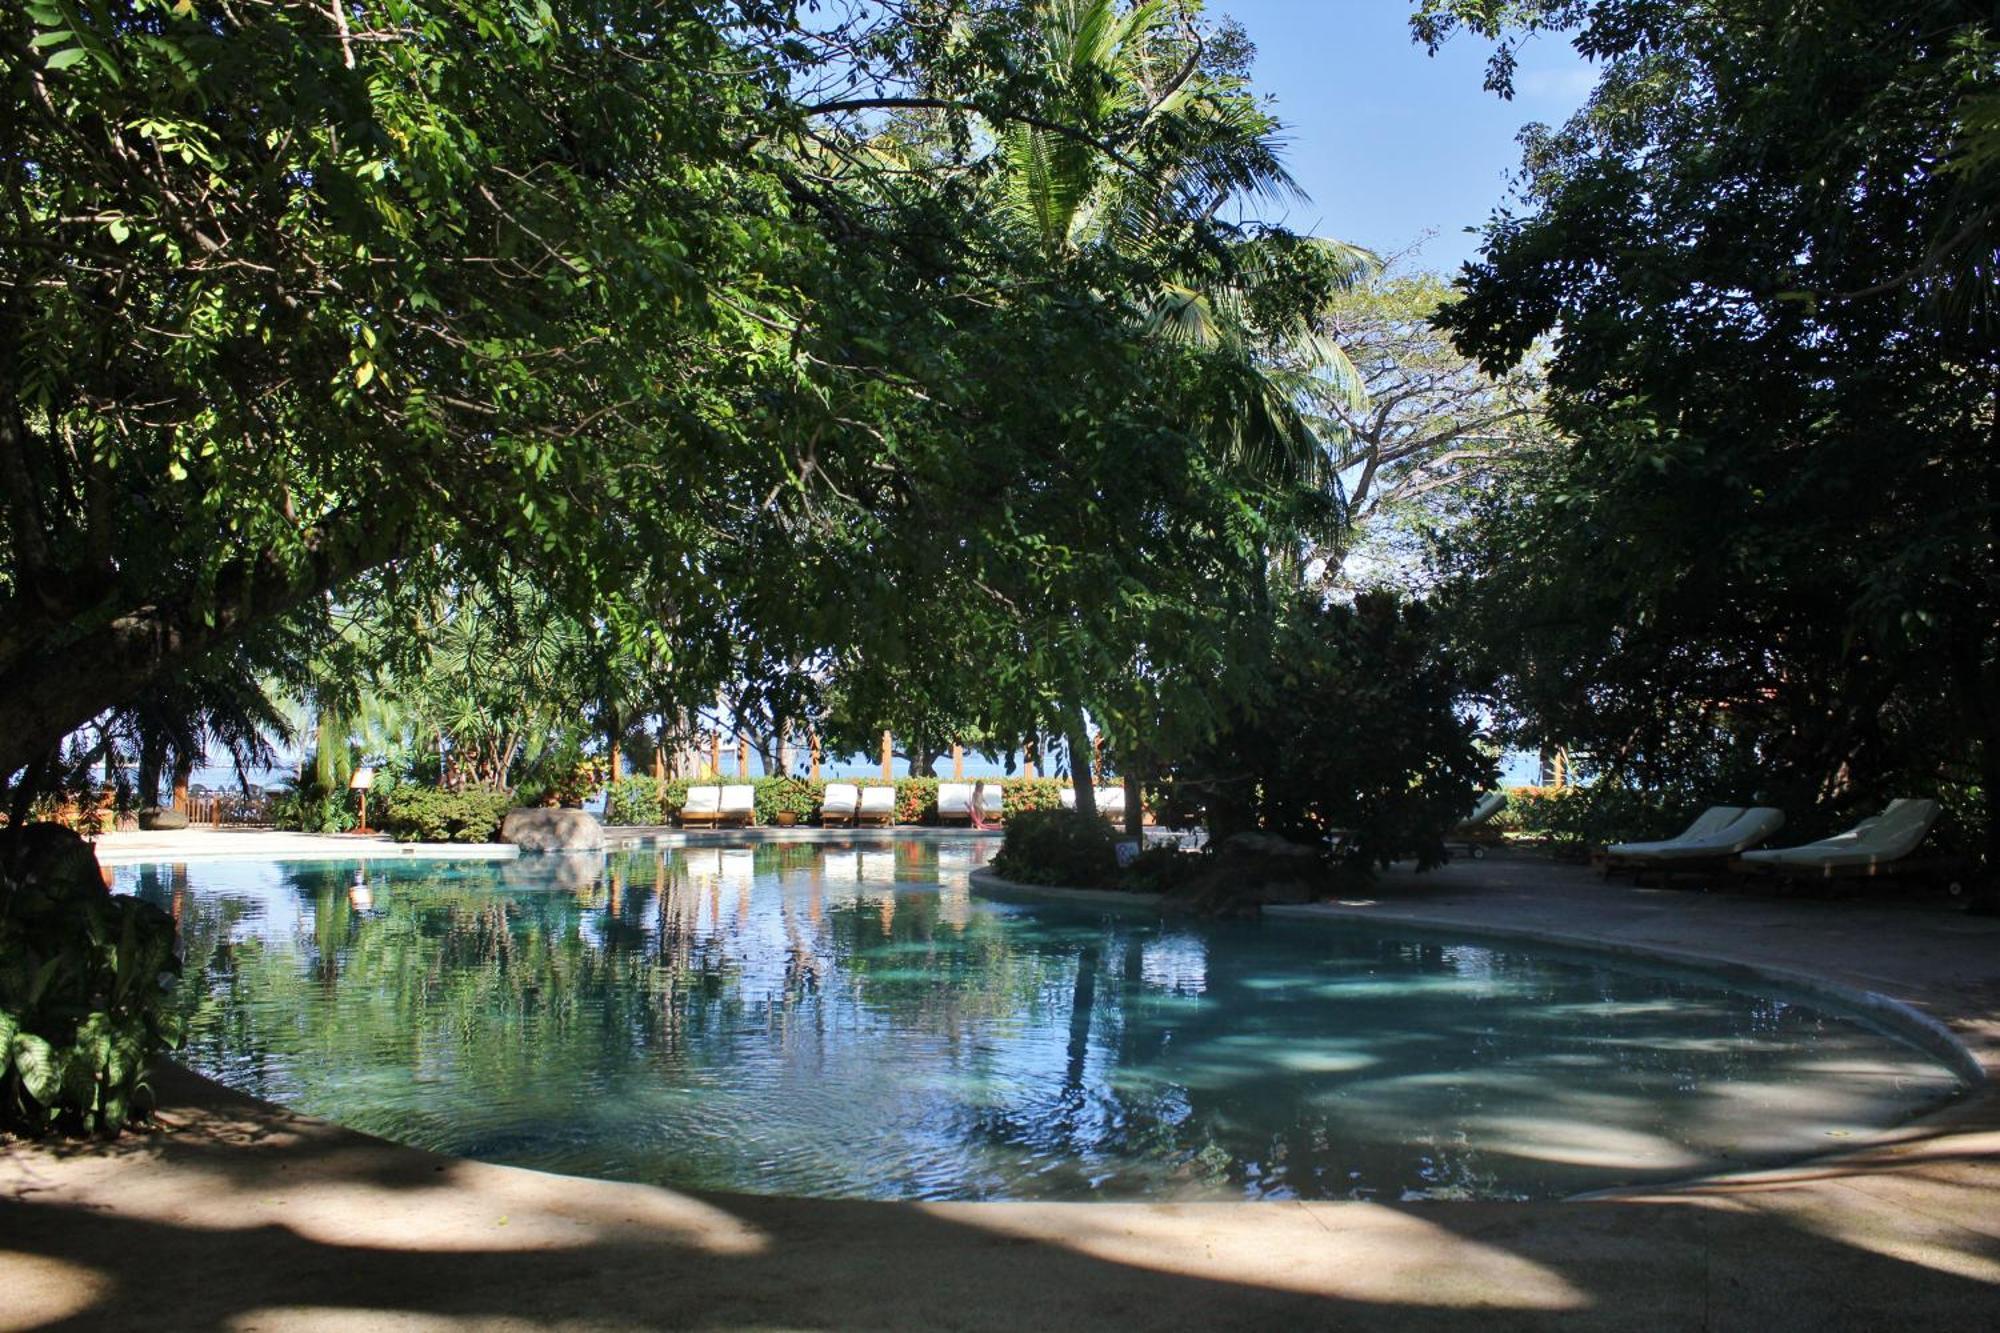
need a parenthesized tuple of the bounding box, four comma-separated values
(858, 787, 896, 816)
(975, 784, 1002, 816)
(1738, 799, 1940, 869)
(719, 785, 755, 815)
(937, 783, 972, 816)
(1608, 807, 1783, 861)
(1464, 791, 1508, 826)
(683, 787, 721, 815)
(822, 783, 860, 813)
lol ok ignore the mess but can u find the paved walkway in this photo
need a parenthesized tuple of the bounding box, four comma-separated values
(3, 853, 1997, 1330)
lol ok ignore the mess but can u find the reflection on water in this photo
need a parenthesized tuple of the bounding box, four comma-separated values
(120, 840, 1964, 1202)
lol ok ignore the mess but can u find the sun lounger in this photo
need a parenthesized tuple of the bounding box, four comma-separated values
(975, 783, 1003, 822)
(1098, 786, 1126, 822)
(857, 785, 897, 827)
(718, 784, 755, 827)
(936, 782, 974, 823)
(680, 786, 722, 828)
(1735, 799, 1942, 879)
(821, 782, 860, 827)
(1451, 791, 1510, 857)
(1603, 806, 1783, 873)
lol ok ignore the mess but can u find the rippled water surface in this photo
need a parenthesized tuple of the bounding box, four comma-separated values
(121, 839, 1963, 1201)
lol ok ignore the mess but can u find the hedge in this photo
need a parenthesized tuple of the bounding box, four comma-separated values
(600, 774, 1135, 827)
(381, 786, 513, 843)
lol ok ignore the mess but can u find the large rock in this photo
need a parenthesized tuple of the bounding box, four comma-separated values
(500, 807, 605, 853)
(139, 807, 188, 831)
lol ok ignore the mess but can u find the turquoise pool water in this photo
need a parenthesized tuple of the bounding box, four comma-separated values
(120, 839, 1964, 1202)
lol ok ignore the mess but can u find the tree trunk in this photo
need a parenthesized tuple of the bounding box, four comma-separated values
(1061, 703, 1096, 820)
(170, 755, 193, 815)
(1124, 768, 1143, 839)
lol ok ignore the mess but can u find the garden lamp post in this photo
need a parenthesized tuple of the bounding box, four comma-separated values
(349, 766, 376, 834)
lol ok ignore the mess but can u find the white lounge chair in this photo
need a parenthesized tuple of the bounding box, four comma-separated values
(936, 782, 973, 823)
(821, 782, 860, 827)
(1452, 791, 1511, 857)
(680, 786, 722, 828)
(1098, 786, 1126, 822)
(974, 783, 1003, 822)
(1737, 799, 1941, 879)
(718, 784, 756, 827)
(1604, 806, 1784, 870)
(857, 785, 897, 827)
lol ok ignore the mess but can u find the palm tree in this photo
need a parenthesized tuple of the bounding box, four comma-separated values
(989, 0, 1374, 816)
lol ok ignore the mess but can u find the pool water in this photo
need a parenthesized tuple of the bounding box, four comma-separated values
(120, 838, 1964, 1202)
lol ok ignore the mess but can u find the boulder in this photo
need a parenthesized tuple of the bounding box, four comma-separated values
(1219, 830, 1323, 860)
(139, 807, 189, 831)
(500, 806, 605, 853)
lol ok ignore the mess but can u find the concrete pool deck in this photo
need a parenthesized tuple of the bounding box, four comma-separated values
(4, 852, 1998, 1329)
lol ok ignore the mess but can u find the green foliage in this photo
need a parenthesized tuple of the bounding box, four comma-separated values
(604, 777, 665, 827)
(268, 787, 356, 836)
(1424, 0, 2000, 889)
(892, 777, 939, 825)
(1118, 846, 1201, 894)
(1001, 778, 1069, 819)
(1168, 592, 1494, 869)
(754, 778, 821, 823)
(990, 810, 1119, 888)
(381, 788, 513, 844)
(1, 831, 183, 1135)
(1493, 786, 1690, 852)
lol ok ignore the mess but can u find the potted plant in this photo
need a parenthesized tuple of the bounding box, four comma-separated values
(766, 778, 817, 827)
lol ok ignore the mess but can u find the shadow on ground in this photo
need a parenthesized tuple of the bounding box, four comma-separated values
(4, 1067, 1998, 1331)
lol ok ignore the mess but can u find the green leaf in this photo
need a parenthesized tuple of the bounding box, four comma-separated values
(10, 1033, 63, 1104)
(44, 47, 88, 71)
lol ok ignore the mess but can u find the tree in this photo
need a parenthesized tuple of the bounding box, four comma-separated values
(1311, 271, 1547, 589)
(0, 0, 805, 782)
(1416, 0, 2000, 892)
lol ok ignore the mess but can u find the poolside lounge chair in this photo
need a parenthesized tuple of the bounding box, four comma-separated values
(680, 786, 722, 828)
(936, 782, 974, 824)
(974, 783, 1003, 823)
(1735, 799, 1942, 880)
(1098, 786, 1127, 823)
(1451, 791, 1510, 858)
(857, 785, 897, 827)
(821, 782, 860, 827)
(718, 784, 756, 827)
(1602, 806, 1784, 875)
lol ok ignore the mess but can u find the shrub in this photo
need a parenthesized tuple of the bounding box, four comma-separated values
(755, 777, 821, 823)
(990, 809, 1118, 888)
(1, 826, 183, 1135)
(891, 776, 937, 824)
(1499, 784, 1690, 851)
(269, 785, 355, 834)
(604, 776, 665, 826)
(1118, 845, 1201, 894)
(1001, 777, 1068, 819)
(381, 787, 513, 843)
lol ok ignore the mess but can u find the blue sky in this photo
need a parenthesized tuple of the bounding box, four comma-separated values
(1218, 1, 1596, 273)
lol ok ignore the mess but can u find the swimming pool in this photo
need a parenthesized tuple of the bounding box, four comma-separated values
(120, 838, 1965, 1202)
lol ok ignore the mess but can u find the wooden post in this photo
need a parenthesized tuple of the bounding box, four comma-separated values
(171, 759, 192, 816)
(652, 743, 665, 783)
(737, 735, 750, 777)
(809, 731, 822, 782)
(710, 731, 722, 777)
(1024, 737, 1038, 780)
(880, 730, 893, 781)
(951, 744, 964, 780)
(1091, 732, 1103, 787)
(778, 727, 791, 776)
(608, 708, 622, 784)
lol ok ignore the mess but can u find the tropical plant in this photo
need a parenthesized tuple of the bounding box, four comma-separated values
(1, 831, 183, 1135)
(604, 777, 666, 827)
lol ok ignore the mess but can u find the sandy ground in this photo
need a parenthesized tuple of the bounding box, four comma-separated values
(4, 852, 1997, 1330)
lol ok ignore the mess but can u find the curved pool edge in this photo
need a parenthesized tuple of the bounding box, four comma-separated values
(968, 867, 1986, 1089)
(970, 864, 1996, 1190)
